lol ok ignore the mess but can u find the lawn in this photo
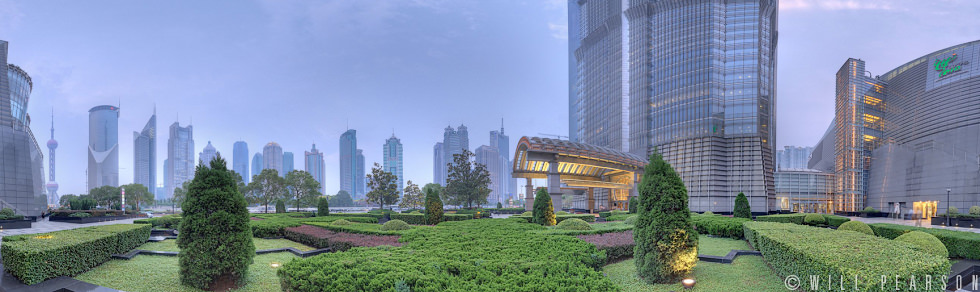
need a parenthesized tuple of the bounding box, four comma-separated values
(697, 236, 751, 256)
(138, 238, 316, 252)
(76, 252, 297, 292)
(605, 257, 785, 292)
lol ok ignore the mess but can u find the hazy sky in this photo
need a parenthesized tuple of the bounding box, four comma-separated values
(2, 0, 978, 196)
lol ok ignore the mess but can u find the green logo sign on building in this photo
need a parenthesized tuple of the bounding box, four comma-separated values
(935, 53, 962, 77)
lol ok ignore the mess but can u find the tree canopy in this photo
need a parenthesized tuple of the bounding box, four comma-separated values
(398, 180, 423, 209)
(365, 163, 400, 210)
(121, 183, 154, 211)
(247, 169, 286, 213)
(329, 190, 355, 207)
(444, 149, 491, 208)
(286, 170, 322, 212)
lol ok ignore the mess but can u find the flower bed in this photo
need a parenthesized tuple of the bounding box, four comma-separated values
(284, 225, 402, 252)
(509, 214, 596, 223)
(577, 230, 634, 264)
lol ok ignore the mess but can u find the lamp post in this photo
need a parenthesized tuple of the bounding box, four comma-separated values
(947, 188, 951, 226)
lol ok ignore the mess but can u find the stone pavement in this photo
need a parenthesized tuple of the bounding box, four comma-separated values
(0, 217, 138, 240)
(846, 216, 980, 234)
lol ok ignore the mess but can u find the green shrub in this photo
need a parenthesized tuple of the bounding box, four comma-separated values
(69, 197, 97, 210)
(870, 223, 980, 259)
(532, 188, 555, 226)
(332, 219, 352, 226)
(556, 211, 569, 215)
(607, 214, 631, 221)
(496, 202, 502, 209)
(862, 206, 878, 213)
(275, 199, 286, 213)
(0, 224, 150, 285)
(278, 219, 615, 291)
(317, 197, 329, 217)
(624, 215, 638, 225)
(520, 211, 532, 216)
(634, 152, 697, 284)
(69, 212, 92, 218)
(948, 206, 959, 215)
(390, 213, 425, 225)
(598, 211, 611, 218)
(409, 211, 421, 215)
(424, 187, 443, 225)
(555, 218, 592, 231)
(803, 213, 826, 225)
(755, 213, 804, 224)
(691, 214, 751, 239)
(971, 206, 980, 216)
(510, 214, 595, 224)
(743, 222, 949, 291)
(896, 231, 948, 257)
(628, 196, 638, 214)
(177, 157, 254, 289)
(733, 192, 751, 219)
(821, 214, 850, 227)
(837, 220, 874, 235)
(0, 208, 23, 220)
(702, 211, 714, 215)
(442, 214, 474, 221)
(381, 219, 412, 231)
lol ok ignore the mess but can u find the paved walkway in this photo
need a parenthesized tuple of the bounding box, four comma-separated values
(846, 216, 980, 234)
(0, 217, 138, 239)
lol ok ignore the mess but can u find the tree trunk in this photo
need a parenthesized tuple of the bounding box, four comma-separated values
(264, 202, 269, 213)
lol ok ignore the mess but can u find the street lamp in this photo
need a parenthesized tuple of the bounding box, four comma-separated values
(947, 188, 952, 226)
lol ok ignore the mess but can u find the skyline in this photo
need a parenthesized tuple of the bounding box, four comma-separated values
(2, 0, 978, 196)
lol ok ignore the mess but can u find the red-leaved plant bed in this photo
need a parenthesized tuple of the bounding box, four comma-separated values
(577, 231, 634, 263)
(284, 225, 402, 252)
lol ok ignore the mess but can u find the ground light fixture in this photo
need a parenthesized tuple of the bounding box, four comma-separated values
(270, 262, 281, 268)
(682, 278, 695, 289)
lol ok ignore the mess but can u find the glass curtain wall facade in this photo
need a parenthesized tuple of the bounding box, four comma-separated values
(166, 122, 193, 198)
(433, 142, 444, 185)
(339, 130, 357, 198)
(283, 152, 294, 174)
(233, 141, 249, 183)
(0, 40, 46, 216)
(133, 111, 156, 193)
(833, 59, 885, 212)
(775, 170, 834, 213)
(624, 0, 777, 213)
(305, 144, 326, 195)
(383, 135, 404, 195)
(573, 0, 629, 152)
(262, 142, 283, 175)
(88, 105, 121, 189)
(251, 153, 263, 179)
(199, 141, 218, 167)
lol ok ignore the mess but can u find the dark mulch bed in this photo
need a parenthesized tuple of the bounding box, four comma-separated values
(285, 225, 403, 251)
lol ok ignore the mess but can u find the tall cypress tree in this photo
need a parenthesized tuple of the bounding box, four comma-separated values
(178, 155, 255, 289)
(733, 192, 752, 219)
(424, 186, 444, 225)
(634, 152, 697, 283)
(532, 188, 556, 226)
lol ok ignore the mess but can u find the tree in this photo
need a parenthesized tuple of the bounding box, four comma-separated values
(634, 152, 698, 284)
(532, 188, 556, 226)
(398, 180, 423, 209)
(89, 185, 121, 209)
(60, 194, 79, 207)
(275, 199, 286, 213)
(173, 181, 191, 213)
(177, 155, 255, 289)
(444, 149, 491, 208)
(628, 196, 638, 214)
(365, 163, 399, 210)
(285, 170, 322, 212)
(424, 185, 443, 225)
(249, 169, 286, 213)
(496, 202, 503, 209)
(122, 183, 153, 211)
(317, 197, 329, 216)
(329, 190, 354, 207)
(733, 192, 752, 219)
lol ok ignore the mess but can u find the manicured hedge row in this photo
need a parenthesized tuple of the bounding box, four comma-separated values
(49, 210, 125, 217)
(598, 210, 628, 218)
(1, 224, 151, 285)
(482, 208, 525, 214)
(754, 213, 805, 224)
(305, 222, 407, 236)
(250, 216, 378, 238)
(821, 214, 851, 227)
(870, 223, 980, 260)
(389, 213, 475, 224)
(606, 214, 631, 221)
(278, 219, 615, 291)
(510, 214, 596, 224)
(744, 222, 949, 292)
(691, 214, 751, 238)
(442, 214, 474, 221)
(133, 215, 182, 229)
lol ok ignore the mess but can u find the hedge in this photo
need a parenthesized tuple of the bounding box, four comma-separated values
(510, 214, 595, 224)
(389, 213, 476, 224)
(744, 222, 949, 291)
(869, 223, 980, 260)
(821, 214, 850, 227)
(278, 219, 615, 291)
(134, 215, 182, 229)
(49, 210, 125, 217)
(691, 214, 751, 239)
(250, 216, 377, 238)
(1, 224, 151, 285)
(754, 213, 805, 224)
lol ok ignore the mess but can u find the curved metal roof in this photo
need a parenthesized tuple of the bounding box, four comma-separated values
(517, 136, 647, 167)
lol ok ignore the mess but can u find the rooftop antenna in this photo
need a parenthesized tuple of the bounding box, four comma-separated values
(501, 118, 504, 133)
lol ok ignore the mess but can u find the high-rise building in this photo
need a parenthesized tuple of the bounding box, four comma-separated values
(433, 142, 444, 185)
(339, 130, 358, 198)
(570, 0, 779, 212)
(0, 40, 46, 216)
(305, 144, 326, 195)
(251, 153, 263, 179)
(475, 145, 502, 206)
(383, 134, 404, 195)
(233, 141, 249, 183)
(263, 142, 283, 175)
(356, 149, 366, 198)
(199, 141, 218, 167)
(161, 159, 169, 200)
(283, 152, 294, 175)
(46, 111, 59, 205)
(133, 109, 156, 195)
(441, 124, 469, 186)
(489, 120, 514, 203)
(88, 105, 121, 189)
(166, 122, 194, 198)
(776, 146, 814, 171)
(568, 0, 581, 143)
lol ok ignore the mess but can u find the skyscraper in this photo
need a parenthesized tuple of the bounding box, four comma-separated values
(475, 145, 502, 206)
(88, 105, 121, 189)
(489, 121, 513, 203)
(283, 152, 294, 175)
(433, 142, 444, 185)
(263, 142, 283, 175)
(162, 159, 169, 200)
(568, 0, 581, 143)
(339, 130, 358, 198)
(133, 109, 156, 193)
(199, 141, 218, 167)
(251, 153, 263, 179)
(383, 134, 404, 195)
(166, 122, 194, 198)
(46, 111, 59, 205)
(233, 141, 249, 183)
(441, 124, 469, 186)
(356, 149, 366, 198)
(305, 144, 326, 195)
(0, 40, 46, 216)
(571, 0, 779, 212)
(776, 146, 814, 171)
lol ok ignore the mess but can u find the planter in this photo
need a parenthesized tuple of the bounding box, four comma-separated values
(952, 217, 980, 228)
(49, 214, 145, 224)
(931, 217, 951, 226)
(0, 219, 32, 229)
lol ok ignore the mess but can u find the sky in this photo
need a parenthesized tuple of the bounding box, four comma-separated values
(1, 0, 978, 196)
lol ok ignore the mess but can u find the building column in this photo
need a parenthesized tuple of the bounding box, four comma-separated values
(548, 159, 562, 212)
(587, 187, 595, 213)
(524, 177, 534, 211)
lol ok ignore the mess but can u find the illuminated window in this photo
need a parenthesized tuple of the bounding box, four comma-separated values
(863, 135, 876, 142)
(862, 114, 880, 124)
(863, 96, 881, 106)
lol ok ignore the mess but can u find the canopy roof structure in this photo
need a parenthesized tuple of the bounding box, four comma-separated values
(512, 137, 647, 190)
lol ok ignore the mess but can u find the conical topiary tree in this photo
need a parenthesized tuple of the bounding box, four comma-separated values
(177, 155, 255, 289)
(634, 152, 698, 284)
(733, 192, 751, 219)
(424, 186, 443, 225)
(317, 197, 329, 217)
(628, 196, 639, 214)
(532, 188, 556, 226)
(275, 199, 286, 213)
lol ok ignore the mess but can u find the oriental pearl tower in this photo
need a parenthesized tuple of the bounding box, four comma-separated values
(46, 110, 59, 205)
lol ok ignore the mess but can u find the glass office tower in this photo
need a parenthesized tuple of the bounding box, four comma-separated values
(0, 40, 46, 216)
